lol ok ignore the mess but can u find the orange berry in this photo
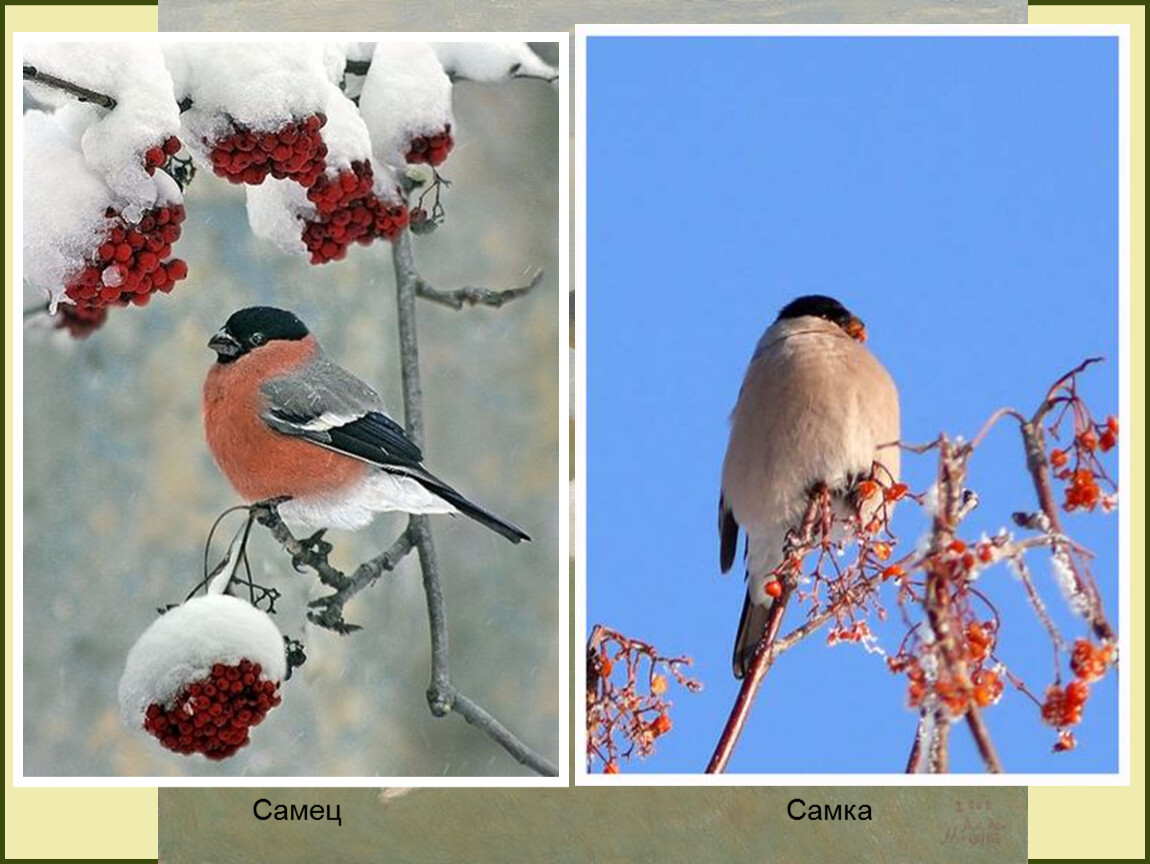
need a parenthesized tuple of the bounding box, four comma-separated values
(977, 543, 994, 564)
(1054, 729, 1077, 752)
(1078, 431, 1097, 452)
(947, 539, 967, 554)
(1106, 416, 1119, 435)
(872, 541, 892, 561)
(651, 674, 667, 695)
(962, 552, 976, 570)
(1041, 685, 1065, 726)
(857, 480, 878, 500)
(885, 482, 909, 502)
(604, 760, 619, 774)
(1050, 448, 1069, 468)
(764, 580, 783, 599)
(881, 564, 904, 581)
(1065, 679, 1090, 706)
(651, 712, 672, 736)
(599, 658, 614, 678)
(1099, 430, 1116, 452)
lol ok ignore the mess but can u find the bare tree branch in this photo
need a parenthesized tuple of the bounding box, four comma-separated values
(252, 503, 415, 634)
(415, 269, 543, 310)
(705, 487, 828, 774)
(392, 230, 557, 777)
(23, 64, 116, 109)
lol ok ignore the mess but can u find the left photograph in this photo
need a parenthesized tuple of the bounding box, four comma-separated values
(16, 36, 563, 779)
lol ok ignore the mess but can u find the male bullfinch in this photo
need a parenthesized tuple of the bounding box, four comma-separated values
(203, 306, 530, 542)
(719, 295, 899, 678)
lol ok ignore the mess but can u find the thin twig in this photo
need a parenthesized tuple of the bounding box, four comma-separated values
(23, 64, 116, 109)
(415, 269, 543, 310)
(1021, 358, 1112, 643)
(392, 230, 556, 776)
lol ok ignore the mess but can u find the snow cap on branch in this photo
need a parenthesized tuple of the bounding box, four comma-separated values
(23, 106, 116, 307)
(245, 177, 311, 254)
(431, 42, 557, 82)
(164, 42, 332, 150)
(359, 42, 453, 168)
(319, 81, 373, 172)
(23, 43, 180, 202)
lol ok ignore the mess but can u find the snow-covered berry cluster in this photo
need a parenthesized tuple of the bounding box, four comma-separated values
(119, 594, 287, 762)
(64, 203, 187, 309)
(143, 659, 281, 760)
(25, 41, 557, 336)
(207, 114, 328, 187)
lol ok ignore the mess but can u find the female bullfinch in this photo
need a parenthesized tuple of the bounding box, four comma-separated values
(719, 295, 899, 678)
(202, 306, 529, 542)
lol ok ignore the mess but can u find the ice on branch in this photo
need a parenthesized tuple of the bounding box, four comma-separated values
(24, 43, 180, 203)
(431, 42, 558, 83)
(359, 42, 454, 168)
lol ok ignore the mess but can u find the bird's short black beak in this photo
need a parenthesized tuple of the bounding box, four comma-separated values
(208, 328, 242, 359)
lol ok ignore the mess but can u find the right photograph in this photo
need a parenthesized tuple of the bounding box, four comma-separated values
(581, 28, 1128, 777)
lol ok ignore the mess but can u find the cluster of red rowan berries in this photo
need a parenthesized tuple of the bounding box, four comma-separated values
(889, 618, 1004, 715)
(53, 138, 190, 337)
(207, 114, 328, 187)
(142, 659, 281, 760)
(404, 124, 453, 166)
(1051, 416, 1118, 512)
(1039, 639, 1113, 746)
(64, 203, 188, 310)
(300, 160, 409, 264)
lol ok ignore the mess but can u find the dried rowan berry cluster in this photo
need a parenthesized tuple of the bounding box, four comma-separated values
(405, 124, 453, 166)
(586, 625, 700, 773)
(300, 160, 409, 264)
(207, 114, 327, 187)
(142, 659, 281, 760)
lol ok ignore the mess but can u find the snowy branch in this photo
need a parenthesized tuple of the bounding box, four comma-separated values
(23, 63, 116, 109)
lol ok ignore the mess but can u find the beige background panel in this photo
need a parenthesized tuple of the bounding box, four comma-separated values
(1027, 4, 1145, 860)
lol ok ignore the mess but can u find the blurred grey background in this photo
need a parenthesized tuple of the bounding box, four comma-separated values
(159, 0, 1026, 30)
(22, 71, 560, 777)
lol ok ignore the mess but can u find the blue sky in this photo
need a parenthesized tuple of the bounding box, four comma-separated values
(586, 36, 1120, 774)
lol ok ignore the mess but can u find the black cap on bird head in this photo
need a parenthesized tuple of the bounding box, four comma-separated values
(208, 306, 310, 362)
(776, 294, 867, 343)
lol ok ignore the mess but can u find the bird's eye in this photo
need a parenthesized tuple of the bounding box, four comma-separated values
(250, 332, 266, 346)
